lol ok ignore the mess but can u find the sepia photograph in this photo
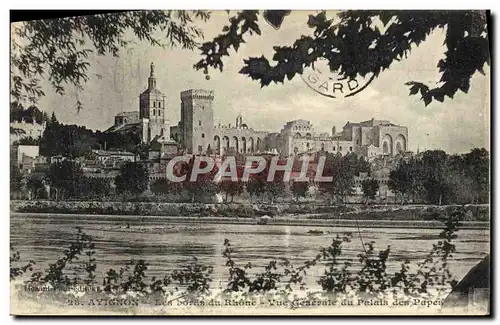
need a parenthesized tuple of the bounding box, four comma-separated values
(8, 9, 491, 316)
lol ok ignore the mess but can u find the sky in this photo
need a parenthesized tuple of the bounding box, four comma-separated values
(33, 11, 490, 154)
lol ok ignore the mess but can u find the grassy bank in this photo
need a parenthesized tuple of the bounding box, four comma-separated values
(11, 200, 489, 222)
(11, 212, 489, 229)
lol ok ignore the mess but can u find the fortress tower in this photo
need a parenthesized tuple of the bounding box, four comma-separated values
(139, 62, 169, 143)
(180, 89, 214, 154)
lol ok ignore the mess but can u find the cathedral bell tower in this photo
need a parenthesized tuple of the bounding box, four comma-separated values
(139, 62, 170, 143)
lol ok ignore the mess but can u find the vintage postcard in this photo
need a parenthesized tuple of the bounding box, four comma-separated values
(9, 10, 490, 316)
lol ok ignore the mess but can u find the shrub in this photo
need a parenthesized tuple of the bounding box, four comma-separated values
(115, 162, 149, 195)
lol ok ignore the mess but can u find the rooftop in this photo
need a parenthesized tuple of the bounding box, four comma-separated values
(105, 122, 141, 133)
(141, 88, 163, 95)
(285, 119, 311, 126)
(344, 118, 402, 128)
(92, 150, 135, 156)
(116, 111, 139, 117)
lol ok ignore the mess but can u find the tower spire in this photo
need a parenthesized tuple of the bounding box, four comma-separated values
(150, 62, 155, 78)
(148, 62, 156, 89)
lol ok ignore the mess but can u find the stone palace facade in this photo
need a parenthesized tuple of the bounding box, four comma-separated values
(108, 63, 408, 158)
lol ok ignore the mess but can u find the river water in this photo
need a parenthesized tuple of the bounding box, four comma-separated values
(10, 213, 489, 290)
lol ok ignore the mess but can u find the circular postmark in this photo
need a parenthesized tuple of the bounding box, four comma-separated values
(301, 58, 375, 98)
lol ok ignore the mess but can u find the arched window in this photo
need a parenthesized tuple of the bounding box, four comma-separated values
(214, 135, 221, 153)
(153, 102, 156, 108)
(383, 142, 389, 154)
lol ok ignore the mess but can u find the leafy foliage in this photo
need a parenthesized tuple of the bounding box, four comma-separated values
(10, 245, 35, 280)
(151, 178, 182, 196)
(356, 243, 391, 293)
(197, 10, 489, 106)
(39, 112, 141, 158)
(290, 180, 309, 202)
(319, 153, 355, 203)
(24, 175, 47, 199)
(462, 148, 490, 203)
(391, 208, 462, 296)
(26, 161, 112, 200)
(101, 131, 142, 153)
(10, 104, 48, 124)
(27, 227, 94, 287)
(245, 173, 267, 201)
(178, 156, 219, 203)
(103, 260, 151, 294)
(115, 161, 149, 195)
(421, 150, 449, 205)
(218, 179, 244, 203)
(10, 161, 24, 194)
(389, 149, 489, 205)
(242, 158, 288, 203)
(223, 238, 284, 293)
(194, 11, 261, 73)
(11, 10, 211, 107)
(317, 234, 353, 293)
(361, 178, 379, 201)
(263, 171, 287, 204)
(388, 157, 423, 204)
(40, 113, 98, 158)
(79, 177, 112, 199)
(46, 160, 85, 199)
(171, 257, 214, 295)
(13, 136, 40, 146)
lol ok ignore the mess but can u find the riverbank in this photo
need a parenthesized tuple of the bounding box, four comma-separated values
(11, 200, 490, 223)
(11, 211, 489, 230)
